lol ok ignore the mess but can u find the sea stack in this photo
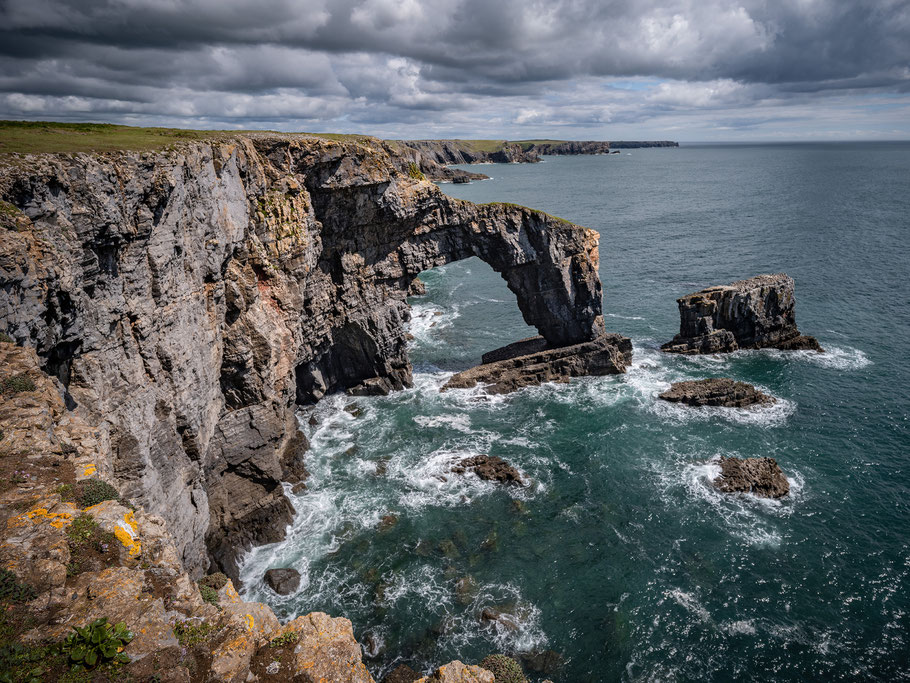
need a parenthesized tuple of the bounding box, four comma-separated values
(661, 274, 823, 354)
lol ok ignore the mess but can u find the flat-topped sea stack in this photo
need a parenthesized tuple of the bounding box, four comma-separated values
(662, 274, 822, 354)
(442, 333, 632, 394)
(659, 378, 774, 408)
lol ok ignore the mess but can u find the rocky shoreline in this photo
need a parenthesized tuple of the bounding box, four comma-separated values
(0, 129, 818, 681)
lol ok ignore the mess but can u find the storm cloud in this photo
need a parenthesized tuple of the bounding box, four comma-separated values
(1, 0, 908, 139)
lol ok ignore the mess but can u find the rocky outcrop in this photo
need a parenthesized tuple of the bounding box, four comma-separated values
(0, 133, 605, 578)
(263, 567, 301, 595)
(713, 456, 790, 498)
(442, 333, 631, 394)
(415, 661, 495, 683)
(661, 274, 823, 354)
(451, 455, 524, 486)
(658, 378, 774, 408)
(0, 341, 375, 682)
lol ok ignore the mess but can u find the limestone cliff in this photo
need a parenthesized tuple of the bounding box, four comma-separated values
(0, 133, 605, 579)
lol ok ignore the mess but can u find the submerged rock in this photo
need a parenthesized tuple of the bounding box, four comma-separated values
(264, 567, 301, 595)
(451, 455, 524, 486)
(662, 274, 823, 354)
(443, 334, 632, 394)
(713, 456, 790, 498)
(658, 378, 774, 408)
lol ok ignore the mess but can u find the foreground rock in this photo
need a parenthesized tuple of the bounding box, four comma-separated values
(713, 456, 790, 498)
(0, 343, 377, 682)
(662, 274, 823, 354)
(658, 378, 774, 408)
(452, 455, 524, 486)
(264, 567, 301, 595)
(1, 133, 605, 577)
(443, 334, 632, 394)
(415, 661, 495, 683)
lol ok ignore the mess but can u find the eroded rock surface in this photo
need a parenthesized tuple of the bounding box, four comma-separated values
(443, 334, 631, 394)
(658, 378, 774, 408)
(662, 274, 822, 355)
(0, 133, 605, 577)
(415, 661, 495, 683)
(713, 456, 790, 498)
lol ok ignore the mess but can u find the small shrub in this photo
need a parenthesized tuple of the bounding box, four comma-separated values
(198, 583, 220, 607)
(62, 617, 133, 670)
(79, 479, 119, 508)
(407, 162, 426, 181)
(1, 374, 36, 395)
(66, 514, 116, 576)
(198, 572, 228, 590)
(269, 631, 299, 648)
(479, 654, 527, 683)
(67, 514, 99, 545)
(0, 333, 13, 344)
(174, 620, 215, 647)
(0, 569, 37, 604)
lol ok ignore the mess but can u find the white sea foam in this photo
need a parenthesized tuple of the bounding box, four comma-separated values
(407, 302, 459, 345)
(413, 414, 473, 432)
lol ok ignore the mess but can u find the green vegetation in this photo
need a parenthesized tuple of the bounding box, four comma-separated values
(0, 569, 37, 604)
(66, 514, 116, 576)
(0, 333, 13, 344)
(269, 631, 299, 648)
(79, 479, 120, 508)
(174, 620, 216, 647)
(62, 618, 133, 670)
(407, 162, 426, 180)
(0, 641, 52, 683)
(480, 201, 574, 225)
(1, 374, 36, 394)
(479, 654, 528, 683)
(198, 572, 229, 590)
(0, 120, 228, 155)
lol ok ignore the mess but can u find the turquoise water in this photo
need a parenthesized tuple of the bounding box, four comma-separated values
(240, 144, 910, 681)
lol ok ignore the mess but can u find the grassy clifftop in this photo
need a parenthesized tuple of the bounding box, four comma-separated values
(0, 121, 377, 156)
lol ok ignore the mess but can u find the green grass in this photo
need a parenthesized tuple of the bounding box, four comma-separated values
(0, 121, 229, 155)
(0, 121, 384, 156)
(480, 201, 575, 225)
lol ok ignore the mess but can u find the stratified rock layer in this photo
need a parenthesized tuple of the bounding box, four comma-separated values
(658, 378, 774, 408)
(0, 134, 605, 577)
(713, 456, 790, 498)
(661, 274, 822, 354)
(442, 334, 632, 394)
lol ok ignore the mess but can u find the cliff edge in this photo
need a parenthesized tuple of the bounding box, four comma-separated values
(0, 133, 605, 581)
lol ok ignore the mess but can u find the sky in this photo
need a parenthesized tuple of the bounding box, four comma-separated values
(1, 0, 909, 142)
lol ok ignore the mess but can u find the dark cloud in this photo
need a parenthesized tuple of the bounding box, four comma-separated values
(0, 0, 908, 139)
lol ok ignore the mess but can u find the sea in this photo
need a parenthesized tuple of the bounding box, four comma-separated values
(239, 143, 910, 682)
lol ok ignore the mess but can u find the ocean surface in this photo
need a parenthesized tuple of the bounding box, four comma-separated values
(239, 143, 910, 681)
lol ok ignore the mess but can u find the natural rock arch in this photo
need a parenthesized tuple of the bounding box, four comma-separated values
(0, 135, 605, 577)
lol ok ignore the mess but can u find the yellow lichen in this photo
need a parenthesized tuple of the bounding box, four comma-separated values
(245, 614, 254, 631)
(82, 464, 97, 477)
(25, 507, 74, 529)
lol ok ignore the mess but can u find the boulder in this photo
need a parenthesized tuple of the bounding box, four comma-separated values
(713, 457, 790, 498)
(658, 378, 774, 408)
(415, 661, 495, 683)
(443, 334, 632, 395)
(263, 567, 301, 595)
(662, 274, 822, 354)
(452, 456, 524, 486)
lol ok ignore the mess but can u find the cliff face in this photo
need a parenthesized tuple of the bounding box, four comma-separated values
(0, 135, 604, 578)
